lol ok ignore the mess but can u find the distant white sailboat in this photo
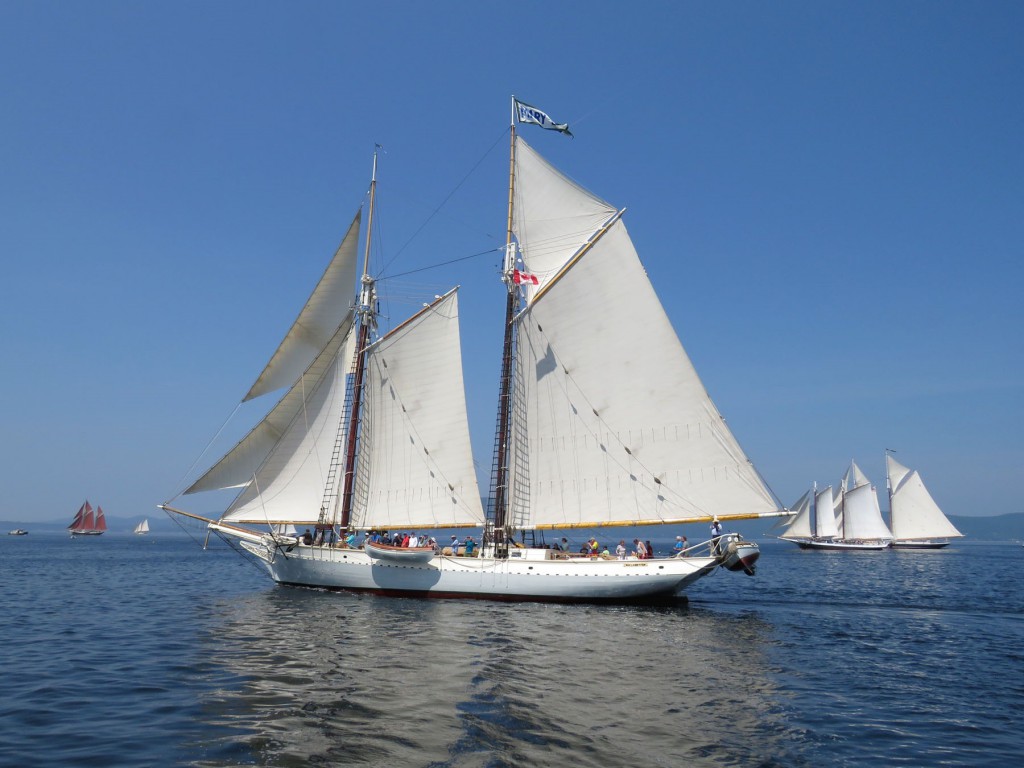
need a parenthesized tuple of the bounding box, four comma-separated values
(161, 101, 786, 602)
(781, 462, 892, 550)
(886, 453, 961, 549)
(134, 519, 150, 535)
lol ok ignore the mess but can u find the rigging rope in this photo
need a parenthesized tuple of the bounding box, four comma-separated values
(375, 129, 508, 278)
(164, 402, 243, 503)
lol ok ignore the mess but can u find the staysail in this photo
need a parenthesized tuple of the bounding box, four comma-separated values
(68, 501, 89, 531)
(217, 325, 356, 526)
(244, 212, 361, 401)
(182, 209, 361, 523)
(185, 320, 355, 497)
(507, 137, 778, 529)
(511, 138, 618, 303)
(780, 490, 813, 540)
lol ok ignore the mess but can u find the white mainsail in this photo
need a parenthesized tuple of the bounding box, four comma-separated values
(355, 290, 485, 531)
(507, 138, 778, 529)
(841, 478, 892, 541)
(886, 455, 962, 541)
(134, 519, 150, 534)
(815, 485, 839, 539)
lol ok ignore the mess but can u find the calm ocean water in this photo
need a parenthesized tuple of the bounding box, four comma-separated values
(1, 532, 1021, 767)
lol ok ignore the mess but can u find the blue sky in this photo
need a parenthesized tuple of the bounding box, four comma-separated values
(2, 1, 1021, 524)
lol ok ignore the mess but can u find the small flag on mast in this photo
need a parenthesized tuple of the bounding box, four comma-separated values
(514, 98, 573, 137)
(513, 269, 540, 285)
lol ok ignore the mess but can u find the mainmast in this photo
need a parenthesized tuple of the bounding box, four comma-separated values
(488, 101, 520, 557)
(885, 448, 895, 533)
(339, 147, 381, 530)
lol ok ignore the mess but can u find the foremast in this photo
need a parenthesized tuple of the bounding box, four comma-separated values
(337, 147, 381, 530)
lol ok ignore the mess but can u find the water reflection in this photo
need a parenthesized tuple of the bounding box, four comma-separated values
(193, 590, 796, 766)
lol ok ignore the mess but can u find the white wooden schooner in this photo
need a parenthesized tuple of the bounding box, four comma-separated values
(781, 461, 894, 550)
(161, 100, 788, 601)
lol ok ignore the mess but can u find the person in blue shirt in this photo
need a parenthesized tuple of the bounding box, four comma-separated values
(464, 536, 476, 556)
(710, 518, 723, 553)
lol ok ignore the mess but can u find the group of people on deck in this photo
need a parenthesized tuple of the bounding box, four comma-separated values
(543, 533, 700, 559)
(298, 523, 721, 557)
(297, 528, 484, 555)
(367, 530, 438, 549)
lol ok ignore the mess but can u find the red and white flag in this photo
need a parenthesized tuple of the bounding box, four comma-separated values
(513, 269, 539, 286)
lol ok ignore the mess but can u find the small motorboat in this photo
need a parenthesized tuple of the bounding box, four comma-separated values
(8, 529, 28, 536)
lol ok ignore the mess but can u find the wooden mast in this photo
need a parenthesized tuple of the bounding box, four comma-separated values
(489, 100, 519, 555)
(339, 147, 380, 530)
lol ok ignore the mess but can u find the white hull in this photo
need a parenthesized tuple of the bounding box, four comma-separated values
(237, 539, 720, 602)
(784, 537, 890, 551)
(892, 539, 951, 549)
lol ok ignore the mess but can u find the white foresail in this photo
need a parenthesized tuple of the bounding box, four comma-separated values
(844, 460, 871, 490)
(509, 216, 777, 529)
(185, 318, 355, 495)
(842, 482, 892, 541)
(243, 212, 361, 401)
(781, 490, 812, 540)
(512, 138, 618, 304)
(815, 486, 839, 538)
(217, 325, 357, 525)
(355, 290, 484, 530)
(886, 454, 911, 491)
(887, 456, 962, 540)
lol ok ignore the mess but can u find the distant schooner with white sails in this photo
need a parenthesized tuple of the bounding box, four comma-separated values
(886, 453, 962, 548)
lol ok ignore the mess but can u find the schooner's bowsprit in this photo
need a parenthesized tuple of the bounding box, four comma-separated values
(160, 101, 789, 601)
